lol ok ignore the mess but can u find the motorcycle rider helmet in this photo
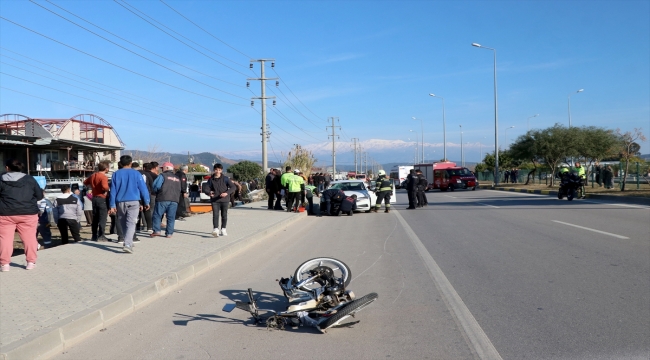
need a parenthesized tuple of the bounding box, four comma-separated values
(378, 169, 386, 176)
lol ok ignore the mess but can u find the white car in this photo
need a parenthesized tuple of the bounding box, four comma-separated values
(324, 179, 396, 213)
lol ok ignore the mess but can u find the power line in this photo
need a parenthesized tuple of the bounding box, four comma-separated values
(158, 0, 252, 59)
(265, 82, 323, 129)
(114, 0, 250, 77)
(30, 0, 248, 100)
(40, 0, 245, 89)
(0, 62, 249, 131)
(272, 67, 326, 122)
(0, 86, 248, 139)
(0, 16, 249, 107)
(0, 49, 243, 126)
(1, 72, 252, 134)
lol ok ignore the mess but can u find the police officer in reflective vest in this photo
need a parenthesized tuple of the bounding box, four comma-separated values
(573, 162, 586, 199)
(372, 170, 392, 213)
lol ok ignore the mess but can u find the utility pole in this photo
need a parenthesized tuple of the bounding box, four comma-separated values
(351, 138, 359, 174)
(248, 59, 277, 173)
(327, 117, 340, 175)
(364, 152, 368, 175)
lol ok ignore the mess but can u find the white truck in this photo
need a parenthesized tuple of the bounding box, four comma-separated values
(389, 165, 413, 189)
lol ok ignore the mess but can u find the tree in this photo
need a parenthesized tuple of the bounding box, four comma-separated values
(535, 124, 576, 186)
(481, 149, 514, 182)
(283, 145, 317, 178)
(228, 160, 263, 181)
(574, 126, 619, 182)
(616, 128, 646, 191)
(509, 132, 543, 185)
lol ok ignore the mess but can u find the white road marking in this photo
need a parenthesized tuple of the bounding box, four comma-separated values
(394, 211, 503, 360)
(551, 220, 630, 239)
(483, 190, 544, 197)
(443, 195, 457, 198)
(476, 202, 500, 208)
(581, 200, 650, 209)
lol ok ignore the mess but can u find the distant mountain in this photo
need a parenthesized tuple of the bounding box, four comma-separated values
(123, 150, 286, 171)
(640, 154, 650, 160)
(123, 150, 237, 167)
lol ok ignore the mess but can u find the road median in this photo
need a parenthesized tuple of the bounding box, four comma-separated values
(477, 184, 650, 205)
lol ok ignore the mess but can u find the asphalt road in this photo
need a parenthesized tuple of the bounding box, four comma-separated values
(54, 190, 649, 360)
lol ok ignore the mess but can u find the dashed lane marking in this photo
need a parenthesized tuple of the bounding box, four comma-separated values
(551, 220, 630, 239)
(475, 202, 500, 208)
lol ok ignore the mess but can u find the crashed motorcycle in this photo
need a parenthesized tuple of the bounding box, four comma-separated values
(223, 257, 378, 332)
(557, 172, 582, 201)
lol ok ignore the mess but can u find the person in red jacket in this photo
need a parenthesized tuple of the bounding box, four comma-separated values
(0, 159, 43, 271)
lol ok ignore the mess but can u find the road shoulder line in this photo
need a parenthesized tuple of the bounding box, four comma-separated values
(394, 211, 502, 360)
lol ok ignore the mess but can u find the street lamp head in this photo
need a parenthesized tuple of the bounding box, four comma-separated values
(472, 43, 481, 47)
(412, 117, 416, 120)
(429, 93, 435, 97)
(509, 126, 515, 129)
(577, 89, 584, 93)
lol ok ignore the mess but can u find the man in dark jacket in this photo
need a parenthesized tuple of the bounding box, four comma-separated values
(175, 166, 189, 221)
(265, 168, 275, 210)
(204, 163, 235, 238)
(141, 162, 158, 233)
(406, 169, 417, 209)
(271, 169, 284, 210)
(151, 162, 181, 238)
(415, 169, 428, 207)
(0, 159, 43, 271)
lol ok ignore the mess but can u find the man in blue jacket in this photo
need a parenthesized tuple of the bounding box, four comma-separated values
(109, 155, 150, 253)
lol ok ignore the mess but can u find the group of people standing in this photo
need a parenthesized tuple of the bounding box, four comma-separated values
(265, 167, 319, 214)
(503, 168, 520, 183)
(405, 169, 429, 209)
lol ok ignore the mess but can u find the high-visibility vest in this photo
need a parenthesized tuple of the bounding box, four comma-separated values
(287, 175, 304, 192)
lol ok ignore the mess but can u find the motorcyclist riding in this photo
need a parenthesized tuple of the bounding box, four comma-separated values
(573, 162, 586, 199)
(372, 170, 392, 213)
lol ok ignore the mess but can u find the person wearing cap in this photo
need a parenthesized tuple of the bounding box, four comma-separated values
(109, 155, 150, 253)
(151, 162, 181, 238)
(204, 163, 235, 237)
(286, 169, 305, 212)
(572, 162, 586, 199)
(372, 169, 393, 213)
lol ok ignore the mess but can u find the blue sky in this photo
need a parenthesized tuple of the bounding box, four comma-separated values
(1, 0, 649, 166)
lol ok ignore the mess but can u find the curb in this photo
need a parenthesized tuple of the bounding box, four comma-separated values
(0, 213, 306, 360)
(477, 185, 650, 205)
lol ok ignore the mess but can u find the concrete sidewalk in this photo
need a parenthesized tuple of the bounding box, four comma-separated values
(0, 204, 305, 360)
(477, 184, 650, 205)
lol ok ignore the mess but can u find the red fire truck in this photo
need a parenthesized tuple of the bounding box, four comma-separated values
(414, 162, 477, 191)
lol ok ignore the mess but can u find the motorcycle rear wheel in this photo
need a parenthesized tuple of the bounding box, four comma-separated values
(320, 292, 378, 330)
(293, 257, 352, 290)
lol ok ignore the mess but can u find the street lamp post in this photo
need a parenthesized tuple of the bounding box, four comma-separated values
(412, 117, 424, 164)
(409, 130, 418, 163)
(472, 42, 499, 185)
(505, 126, 515, 149)
(458, 125, 465, 166)
(527, 114, 539, 132)
(568, 89, 584, 127)
(429, 94, 446, 161)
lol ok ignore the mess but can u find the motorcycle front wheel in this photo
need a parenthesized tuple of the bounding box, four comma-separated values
(320, 292, 378, 330)
(567, 189, 575, 201)
(293, 257, 352, 290)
